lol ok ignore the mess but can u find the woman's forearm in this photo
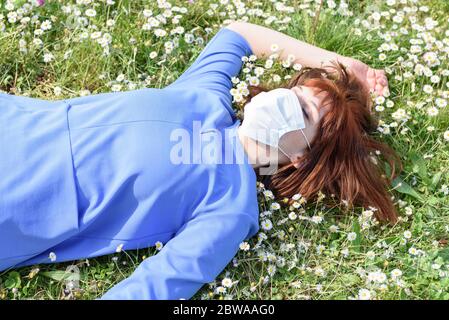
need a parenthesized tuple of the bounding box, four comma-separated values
(225, 21, 348, 68)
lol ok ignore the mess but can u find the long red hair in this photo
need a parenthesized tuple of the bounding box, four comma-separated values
(244, 62, 403, 223)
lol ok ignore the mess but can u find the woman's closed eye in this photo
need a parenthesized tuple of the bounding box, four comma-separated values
(295, 94, 310, 121)
(296, 86, 323, 123)
(302, 105, 310, 120)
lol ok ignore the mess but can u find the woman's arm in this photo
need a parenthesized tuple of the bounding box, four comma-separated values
(100, 209, 259, 300)
(225, 21, 389, 96)
(226, 21, 344, 69)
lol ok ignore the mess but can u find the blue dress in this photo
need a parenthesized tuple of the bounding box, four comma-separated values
(0, 27, 259, 299)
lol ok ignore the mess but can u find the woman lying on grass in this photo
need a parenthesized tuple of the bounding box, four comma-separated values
(0, 20, 402, 300)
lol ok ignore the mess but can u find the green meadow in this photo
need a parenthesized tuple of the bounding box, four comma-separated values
(0, 0, 448, 300)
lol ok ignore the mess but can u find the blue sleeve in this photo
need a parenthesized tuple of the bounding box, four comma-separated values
(99, 210, 259, 300)
(166, 27, 253, 98)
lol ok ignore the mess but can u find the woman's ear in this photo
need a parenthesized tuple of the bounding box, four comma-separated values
(290, 152, 304, 168)
(292, 159, 301, 169)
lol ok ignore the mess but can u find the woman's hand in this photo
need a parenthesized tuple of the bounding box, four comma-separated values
(340, 57, 389, 97)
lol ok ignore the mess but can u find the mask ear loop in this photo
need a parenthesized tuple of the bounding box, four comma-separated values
(278, 129, 312, 164)
(278, 144, 291, 160)
(278, 144, 303, 169)
(299, 128, 312, 150)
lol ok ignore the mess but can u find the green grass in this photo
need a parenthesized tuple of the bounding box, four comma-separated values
(1, 0, 449, 300)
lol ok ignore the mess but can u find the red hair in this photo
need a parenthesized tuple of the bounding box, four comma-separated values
(243, 62, 403, 223)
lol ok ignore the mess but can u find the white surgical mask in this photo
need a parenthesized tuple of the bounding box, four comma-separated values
(239, 88, 312, 159)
